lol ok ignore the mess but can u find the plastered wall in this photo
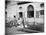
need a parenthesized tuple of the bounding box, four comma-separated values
(6, 2, 44, 23)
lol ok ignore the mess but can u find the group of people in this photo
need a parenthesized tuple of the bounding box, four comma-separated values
(6, 15, 25, 28)
(13, 16, 24, 28)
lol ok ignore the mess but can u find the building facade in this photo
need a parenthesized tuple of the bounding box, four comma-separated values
(6, 2, 44, 25)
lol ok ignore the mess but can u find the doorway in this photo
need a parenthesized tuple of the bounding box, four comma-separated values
(27, 5, 34, 18)
(19, 12, 23, 18)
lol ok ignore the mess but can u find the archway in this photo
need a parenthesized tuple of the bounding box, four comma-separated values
(27, 5, 34, 18)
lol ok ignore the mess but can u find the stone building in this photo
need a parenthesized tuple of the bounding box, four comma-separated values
(6, 1, 44, 25)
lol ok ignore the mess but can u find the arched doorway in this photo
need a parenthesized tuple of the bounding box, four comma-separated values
(27, 5, 34, 18)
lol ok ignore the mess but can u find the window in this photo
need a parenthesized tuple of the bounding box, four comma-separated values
(40, 3, 44, 8)
(19, 7, 22, 9)
(40, 10, 44, 15)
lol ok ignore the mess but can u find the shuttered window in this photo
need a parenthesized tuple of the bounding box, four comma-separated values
(40, 10, 44, 15)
